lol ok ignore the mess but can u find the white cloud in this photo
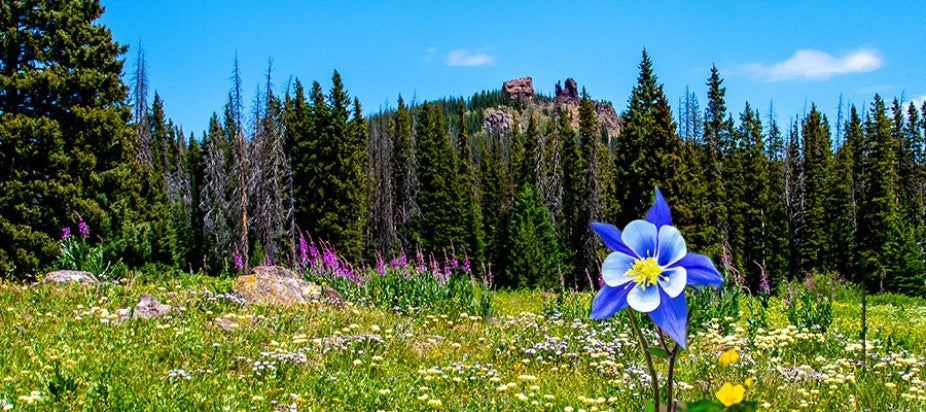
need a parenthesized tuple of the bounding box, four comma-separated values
(446, 49, 495, 67)
(912, 94, 926, 108)
(740, 48, 883, 81)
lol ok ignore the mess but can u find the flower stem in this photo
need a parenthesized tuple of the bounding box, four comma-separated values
(665, 342, 680, 412)
(627, 309, 659, 412)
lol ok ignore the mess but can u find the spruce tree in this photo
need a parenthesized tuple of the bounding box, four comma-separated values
(699, 65, 733, 258)
(858, 95, 902, 290)
(737, 103, 769, 287)
(507, 184, 561, 289)
(455, 99, 485, 269)
(390, 96, 417, 250)
(799, 106, 833, 274)
(0, 0, 141, 276)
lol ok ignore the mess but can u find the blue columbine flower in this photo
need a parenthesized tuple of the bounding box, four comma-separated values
(590, 188, 722, 348)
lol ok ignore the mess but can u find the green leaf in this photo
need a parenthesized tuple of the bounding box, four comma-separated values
(647, 347, 669, 358)
(684, 400, 725, 412)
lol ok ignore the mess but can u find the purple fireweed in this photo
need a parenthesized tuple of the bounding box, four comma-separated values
(758, 265, 771, 295)
(61, 227, 72, 239)
(461, 253, 471, 274)
(298, 235, 309, 266)
(375, 254, 386, 276)
(233, 253, 244, 270)
(78, 219, 90, 239)
(590, 188, 723, 348)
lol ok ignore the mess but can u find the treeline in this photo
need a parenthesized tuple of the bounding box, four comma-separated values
(1, 2, 924, 296)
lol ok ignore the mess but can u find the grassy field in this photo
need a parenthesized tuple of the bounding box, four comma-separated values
(0, 273, 924, 411)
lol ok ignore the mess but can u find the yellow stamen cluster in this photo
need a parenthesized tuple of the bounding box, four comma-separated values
(626, 257, 662, 289)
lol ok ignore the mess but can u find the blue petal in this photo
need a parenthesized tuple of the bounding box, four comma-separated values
(644, 187, 673, 228)
(591, 222, 636, 257)
(622, 220, 657, 258)
(647, 289, 689, 348)
(674, 253, 723, 288)
(590, 283, 634, 319)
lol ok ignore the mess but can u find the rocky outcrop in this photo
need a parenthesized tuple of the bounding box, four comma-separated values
(42, 270, 99, 284)
(232, 265, 341, 306)
(483, 107, 514, 135)
(502, 76, 535, 102)
(555, 78, 579, 102)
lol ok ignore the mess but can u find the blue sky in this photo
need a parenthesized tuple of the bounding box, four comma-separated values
(100, 1, 926, 137)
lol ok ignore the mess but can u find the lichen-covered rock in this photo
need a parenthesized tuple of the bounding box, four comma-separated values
(133, 293, 174, 319)
(232, 270, 324, 306)
(42, 270, 99, 284)
(250, 265, 300, 280)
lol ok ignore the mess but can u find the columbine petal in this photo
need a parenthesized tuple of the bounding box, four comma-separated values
(621, 220, 657, 258)
(658, 266, 687, 298)
(656, 225, 687, 267)
(674, 253, 723, 287)
(644, 187, 672, 228)
(626, 284, 660, 312)
(647, 289, 689, 348)
(590, 283, 634, 319)
(601, 251, 636, 286)
(590, 222, 636, 257)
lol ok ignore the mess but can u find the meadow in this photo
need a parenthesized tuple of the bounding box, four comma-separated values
(0, 270, 925, 411)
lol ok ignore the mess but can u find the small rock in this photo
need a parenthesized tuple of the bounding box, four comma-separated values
(133, 293, 174, 319)
(42, 270, 99, 284)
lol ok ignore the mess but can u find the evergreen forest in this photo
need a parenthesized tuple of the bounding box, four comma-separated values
(2, 0, 925, 299)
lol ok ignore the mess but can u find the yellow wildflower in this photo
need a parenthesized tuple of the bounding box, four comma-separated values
(715, 382, 745, 407)
(718, 348, 740, 367)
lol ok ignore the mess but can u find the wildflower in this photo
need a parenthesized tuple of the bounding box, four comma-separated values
(718, 348, 740, 367)
(715, 382, 745, 407)
(298, 235, 309, 266)
(77, 219, 90, 238)
(590, 188, 722, 347)
(233, 253, 244, 270)
(61, 227, 71, 239)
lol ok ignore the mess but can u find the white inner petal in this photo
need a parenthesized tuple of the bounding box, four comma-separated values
(627, 284, 661, 312)
(602, 252, 636, 286)
(658, 266, 687, 298)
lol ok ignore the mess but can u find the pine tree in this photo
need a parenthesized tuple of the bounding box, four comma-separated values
(763, 110, 790, 286)
(558, 107, 584, 284)
(0, 0, 141, 276)
(507, 184, 561, 289)
(737, 103, 769, 287)
(699, 65, 733, 258)
(858, 95, 901, 290)
(414, 102, 465, 254)
(390, 96, 417, 250)
(799, 106, 833, 274)
(455, 99, 485, 269)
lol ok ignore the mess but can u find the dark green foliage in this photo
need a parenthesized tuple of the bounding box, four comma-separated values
(558, 108, 584, 282)
(389, 96, 416, 249)
(505, 184, 561, 289)
(799, 106, 833, 274)
(0, 0, 144, 277)
(857, 96, 902, 288)
(454, 99, 485, 270)
(285, 72, 368, 259)
(413, 102, 466, 254)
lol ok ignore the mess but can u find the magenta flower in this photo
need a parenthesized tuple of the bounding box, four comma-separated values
(78, 219, 90, 239)
(590, 188, 722, 348)
(61, 227, 72, 239)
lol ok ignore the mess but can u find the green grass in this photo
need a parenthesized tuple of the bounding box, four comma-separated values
(0, 274, 924, 411)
